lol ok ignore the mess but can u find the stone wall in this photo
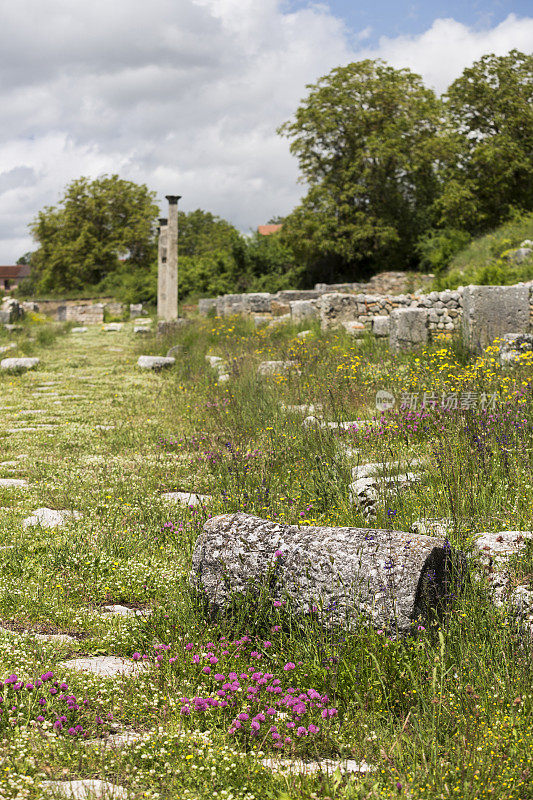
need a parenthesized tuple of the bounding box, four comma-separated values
(319, 289, 462, 335)
(57, 304, 105, 324)
(198, 279, 533, 349)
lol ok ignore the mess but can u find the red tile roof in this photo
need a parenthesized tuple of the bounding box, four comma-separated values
(258, 224, 282, 236)
(0, 265, 31, 279)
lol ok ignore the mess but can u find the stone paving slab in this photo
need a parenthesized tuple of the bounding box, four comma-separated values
(41, 779, 129, 799)
(59, 656, 147, 678)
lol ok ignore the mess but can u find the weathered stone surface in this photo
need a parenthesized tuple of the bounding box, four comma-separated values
(190, 512, 464, 632)
(162, 491, 212, 506)
(133, 325, 150, 334)
(372, 316, 390, 337)
(258, 360, 299, 376)
(0, 357, 39, 372)
(60, 656, 146, 678)
(241, 293, 272, 313)
(473, 531, 533, 567)
(129, 303, 143, 318)
(166, 345, 182, 358)
(103, 323, 123, 332)
(462, 285, 530, 351)
(296, 329, 312, 339)
(260, 757, 375, 775)
(319, 293, 359, 331)
(71, 327, 88, 333)
(0, 478, 28, 488)
(157, 319, 190, 336)
(498, 333, 533, 364)
(41, 779, 129, 799)
(389, 309, 428, 352)
(198, 298, 218, 316)
(289, 300, 318, 322)
(101, 604, 152, 618)
(137, 356, 175, 370)
(342, 320, 366, 337)
(23, 508, 81, 528)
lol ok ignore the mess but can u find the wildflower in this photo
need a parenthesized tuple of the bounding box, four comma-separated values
(273, 601, 282, 608)
(283, 662, 295, 671)
(132, 652, 142, 661)
(274, 550, 283, 558)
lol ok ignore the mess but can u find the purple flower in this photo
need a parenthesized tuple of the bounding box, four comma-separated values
(237, 712, 249, 721)
(273, 601, 282, 608)
(36, 715, 45, 723)
(274, 550, 283, 558)
(132, 652, 142, 661)
(41, 672, 54, 682)
(202, 666, 211, 675)
(296, 726, 308, 737)
(283, 662, 295, 671)
(308, 724, 319, 734)
(25, 683, 34, 691)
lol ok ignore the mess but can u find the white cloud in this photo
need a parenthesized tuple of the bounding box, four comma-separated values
(358, 13, 533, 93)
(0, 2, 531, 262)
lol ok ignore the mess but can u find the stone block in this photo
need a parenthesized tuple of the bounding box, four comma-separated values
(241, 293, 272, 313)
(290, 300, 318, 322)
(198, 298, 218, 316)
(0, 357, 39, 372)
(462, 285, 530, 352)
(129, 303, 143, 318)
(319, 293, 360, 330)
(157, 319, 190, 336)
(137, 356, 175, 370)
(389, 309, 428, 352)
(372, 316, 390, 337)
(190, 512, 466, 633)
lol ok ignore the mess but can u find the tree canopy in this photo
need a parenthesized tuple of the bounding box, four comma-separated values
(437, 49, 533, 234)
(29, 175, 159, 294)
(278, 59, 447, 277)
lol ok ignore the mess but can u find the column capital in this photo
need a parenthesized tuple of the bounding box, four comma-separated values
(166, 195, 182, 205)
(159, 218, 168, 226)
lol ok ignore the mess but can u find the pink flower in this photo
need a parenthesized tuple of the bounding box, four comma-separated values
(283, 662, 295, 671)
(263, 641, 272, 648)
(202, 666, 211, 675)
(274, 550, 283, 557)
(273, 601, 282, 608)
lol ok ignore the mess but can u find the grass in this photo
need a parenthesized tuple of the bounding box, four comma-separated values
(436, 212, 533, 289)
(0, 315, 532, 799)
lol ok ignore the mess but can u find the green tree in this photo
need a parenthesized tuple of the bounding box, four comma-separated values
(178, 209, 240, 257)
(278, 59, 447, 277)
(30, 175, 159, 294)
(438, 49, 533, 233)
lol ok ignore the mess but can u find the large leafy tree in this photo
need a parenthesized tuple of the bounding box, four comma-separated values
(437, 49, 533, 234)
(30, 175, 159, 293)
(278, 59, 447, 277)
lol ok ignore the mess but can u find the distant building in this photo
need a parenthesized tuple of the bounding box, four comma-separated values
(257, 224, 282, 236)
(0, 265, 31, 292)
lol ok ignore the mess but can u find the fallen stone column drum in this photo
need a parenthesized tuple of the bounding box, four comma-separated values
(190, 513, 464, 633)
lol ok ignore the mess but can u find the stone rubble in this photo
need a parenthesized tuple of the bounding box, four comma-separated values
(0, 357, 40, 372)
(22, 508, 81, 528)
(40, 779, 129, 799)
(137, 355, 175, 370)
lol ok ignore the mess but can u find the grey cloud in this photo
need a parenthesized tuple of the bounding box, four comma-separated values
(0, 2, 531, 261)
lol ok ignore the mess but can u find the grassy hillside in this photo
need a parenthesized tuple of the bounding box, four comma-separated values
(435, 213, 533, 289)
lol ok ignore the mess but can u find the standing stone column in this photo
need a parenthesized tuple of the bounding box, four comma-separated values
(164, 195, 181, 321)
(157, 218, 168, 320)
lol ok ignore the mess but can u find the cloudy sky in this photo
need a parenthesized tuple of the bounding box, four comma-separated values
(0, 0, 532, 262)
